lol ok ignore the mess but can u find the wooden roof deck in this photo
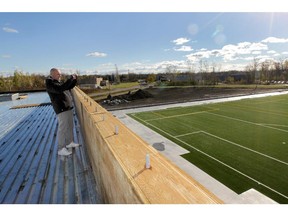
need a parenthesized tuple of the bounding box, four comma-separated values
(0, 104, 103, 204)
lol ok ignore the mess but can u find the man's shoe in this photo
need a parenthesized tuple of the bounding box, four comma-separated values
(66, 142, 80, 148)
(58, 147, 72, 156)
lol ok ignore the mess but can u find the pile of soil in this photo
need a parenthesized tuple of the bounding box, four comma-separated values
(100, 86, 286, 110)
(102, 89, 153, 106)
(128, 89, 153, 100)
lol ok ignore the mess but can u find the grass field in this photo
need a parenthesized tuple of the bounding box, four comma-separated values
(129, 93, 288, 204)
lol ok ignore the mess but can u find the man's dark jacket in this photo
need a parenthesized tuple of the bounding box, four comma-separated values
(45, 76, 77, 114)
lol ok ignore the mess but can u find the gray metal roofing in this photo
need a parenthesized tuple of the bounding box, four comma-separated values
(0, 92, 103, 204)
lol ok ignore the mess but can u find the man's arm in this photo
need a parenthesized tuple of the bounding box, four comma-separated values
(46, 76, 77, 94)
(67, 74, 77, 89)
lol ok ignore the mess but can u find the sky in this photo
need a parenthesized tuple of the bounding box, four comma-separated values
(1, 1, 288, 77)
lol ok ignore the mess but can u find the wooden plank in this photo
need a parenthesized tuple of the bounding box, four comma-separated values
(73, 87, 223, 204)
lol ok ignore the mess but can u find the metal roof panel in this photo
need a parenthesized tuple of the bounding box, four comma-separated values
(0, 92, 102, 204)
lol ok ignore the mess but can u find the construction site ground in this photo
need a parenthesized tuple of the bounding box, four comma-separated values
(97, 85, 288, 111)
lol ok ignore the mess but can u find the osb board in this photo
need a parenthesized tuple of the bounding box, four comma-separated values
(75, 99, 144, 203)
(73, 87, 223, 204)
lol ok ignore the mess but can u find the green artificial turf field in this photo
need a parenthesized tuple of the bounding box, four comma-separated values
(129, 93, 288, 203)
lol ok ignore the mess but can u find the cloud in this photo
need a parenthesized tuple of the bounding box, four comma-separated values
(185, 41, 270, 64)
(3, 27, 19, 33)
(219, 42, 268, 61)
(267, 50, 277, 54)
(172, 37, 190, 45)
(251, 51, 262, 55)
(223, 42, 268, 54)
(262, 37, 288, 43)
(84, 36, 288, 75)
(155, 60, 187, 71)
(174, 46, 193, 52)
(86, 52, 107, 57)
(187, 50, 212, 59)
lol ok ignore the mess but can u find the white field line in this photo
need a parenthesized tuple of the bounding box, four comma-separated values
(208, 112, 288, 133)
(260, 123, 288, 128)
(145, 108, 219, 122)
(225, 103, 288, 118)
(146, 107, 288, 133)
(137, 117, 288, 201)
(174, 129, 288, 166)
(151, 111, 166, 118)
(177, 134, 288, 201)
(200, 130, 288, 166)
(138, 108, 288, 165)
(175, 131, 203, 138)
(129, 115, 220, 202)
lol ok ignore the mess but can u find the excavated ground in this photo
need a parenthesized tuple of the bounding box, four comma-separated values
(99, 86, 286, 111)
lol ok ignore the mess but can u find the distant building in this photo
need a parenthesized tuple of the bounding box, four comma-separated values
(79, 77, 108, 89)
(96, 77, 103, 86)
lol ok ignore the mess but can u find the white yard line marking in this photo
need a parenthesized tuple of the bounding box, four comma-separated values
(175, 131, 203, 138)
(200, 131, 288, 166)
(146, 109, 219, 122)
(176, 136, 288, 201)
(129, 115, 222, 202)
(208, 112, 288, 133)
(138, 119, 288, 201)
(260, 123, 288, 128)
(175, 129, 288, 166)
(151, 111, 166, 118)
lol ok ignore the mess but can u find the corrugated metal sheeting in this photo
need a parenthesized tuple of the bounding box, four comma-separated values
(0, 92, 103, 204)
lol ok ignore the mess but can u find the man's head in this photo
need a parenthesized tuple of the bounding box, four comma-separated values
(50, 68, 61, 81)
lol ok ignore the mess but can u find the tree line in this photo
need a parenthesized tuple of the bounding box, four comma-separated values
(162, 58, 288, 86)
(0, 71, 47, 93)
(1, 58, 288, 93)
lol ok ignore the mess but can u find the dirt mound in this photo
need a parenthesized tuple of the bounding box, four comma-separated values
(101, 86, 286, 110)
(102, 89, 153, 106)
(128, 89, 153, 100)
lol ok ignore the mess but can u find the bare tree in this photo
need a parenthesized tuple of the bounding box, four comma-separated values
(252, 57, 260, 85)
(165, 64, 178, 85)
(198, 60, 204, 85)
(186, 60, 196, 84)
